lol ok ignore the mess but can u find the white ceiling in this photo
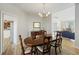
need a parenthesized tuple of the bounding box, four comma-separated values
(14, 3, 75, 15)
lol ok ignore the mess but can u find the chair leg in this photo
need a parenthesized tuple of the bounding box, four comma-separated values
(48, 47, 51, 55)
(55, 47, 57, 55)
(33, 47, 36, 55)
(35, 47, 38, 55)
(59, 46, 62, 53)
(48, 51, 50, 55)
(59, 47, 61, 53)
(36, 50, 38, 55)
(31, 47, 34, 55)
(42, 52, 44, 55)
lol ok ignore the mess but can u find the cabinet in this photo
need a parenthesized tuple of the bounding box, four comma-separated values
(31, 30, 46, 39)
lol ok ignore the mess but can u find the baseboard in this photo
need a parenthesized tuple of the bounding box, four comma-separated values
(75, 46, 79, 49)
(70, 39, 75, 42)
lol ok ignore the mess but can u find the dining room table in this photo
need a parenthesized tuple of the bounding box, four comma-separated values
(24, 34, 56, 54)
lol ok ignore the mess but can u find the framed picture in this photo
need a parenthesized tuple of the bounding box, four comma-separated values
(33, 22, 41, 28)
(4, 20, 10, 30)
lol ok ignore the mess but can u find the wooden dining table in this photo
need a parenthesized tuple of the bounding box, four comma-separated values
(24, 34, 55, 54)
(24, 34, 52, 47)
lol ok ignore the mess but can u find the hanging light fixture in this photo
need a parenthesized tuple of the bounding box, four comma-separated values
(38, 3, 50, 18)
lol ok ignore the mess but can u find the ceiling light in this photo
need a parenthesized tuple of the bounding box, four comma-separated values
(38, 12, 43, 17)
(46, 12, 50, 17)
(38, 3, 50, 18)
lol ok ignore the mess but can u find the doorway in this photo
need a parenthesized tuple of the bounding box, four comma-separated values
(2, 20, 14, 54)
(0, 12, 17, 55)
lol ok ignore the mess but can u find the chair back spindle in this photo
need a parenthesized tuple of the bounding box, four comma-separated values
(19, 35, 25, 55)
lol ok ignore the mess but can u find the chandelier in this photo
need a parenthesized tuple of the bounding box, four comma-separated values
(38, 3, 50, 18)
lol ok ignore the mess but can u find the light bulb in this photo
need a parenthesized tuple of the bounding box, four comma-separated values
(38, 12, 43, 17)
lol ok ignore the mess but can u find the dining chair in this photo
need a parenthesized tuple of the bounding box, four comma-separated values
(24, 36, 38, 55)
(50, 32, 62, 55)
(19, 35, 32, 55)
(36, 36, 51, 55)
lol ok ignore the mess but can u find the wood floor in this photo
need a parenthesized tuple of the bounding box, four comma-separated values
(62, 38, 79, 55)
(2, 37, 79, 55)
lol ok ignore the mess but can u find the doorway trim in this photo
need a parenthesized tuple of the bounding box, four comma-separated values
(0, 11, 4, 54)
(0, 11, 17, 54)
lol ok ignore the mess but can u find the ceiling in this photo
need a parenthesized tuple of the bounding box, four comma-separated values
(14, 3, 74, 15)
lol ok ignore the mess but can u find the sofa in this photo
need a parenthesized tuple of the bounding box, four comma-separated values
(62, 31, 75, 39)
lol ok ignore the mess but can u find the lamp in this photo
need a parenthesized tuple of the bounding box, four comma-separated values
(38, 3, 50, 17)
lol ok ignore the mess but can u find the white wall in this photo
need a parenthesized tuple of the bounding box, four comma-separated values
(75, 4, 79, 48)
(24, 13, 44, 37)
(42, 16, 52, 34)
(52, 6, 75, 32)
(0, 11, 4, 54)
(0, 11, 1, 54)
(52, 6, 75, 21)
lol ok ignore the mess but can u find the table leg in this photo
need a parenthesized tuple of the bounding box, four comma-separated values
(55, 47, 57, 55)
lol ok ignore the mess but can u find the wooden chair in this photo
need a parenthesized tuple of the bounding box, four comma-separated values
(51, 32, 62, 54)
(24, 36, 38, 55)
(36, 36, 51, 55)
(19, 35, 32, 55)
